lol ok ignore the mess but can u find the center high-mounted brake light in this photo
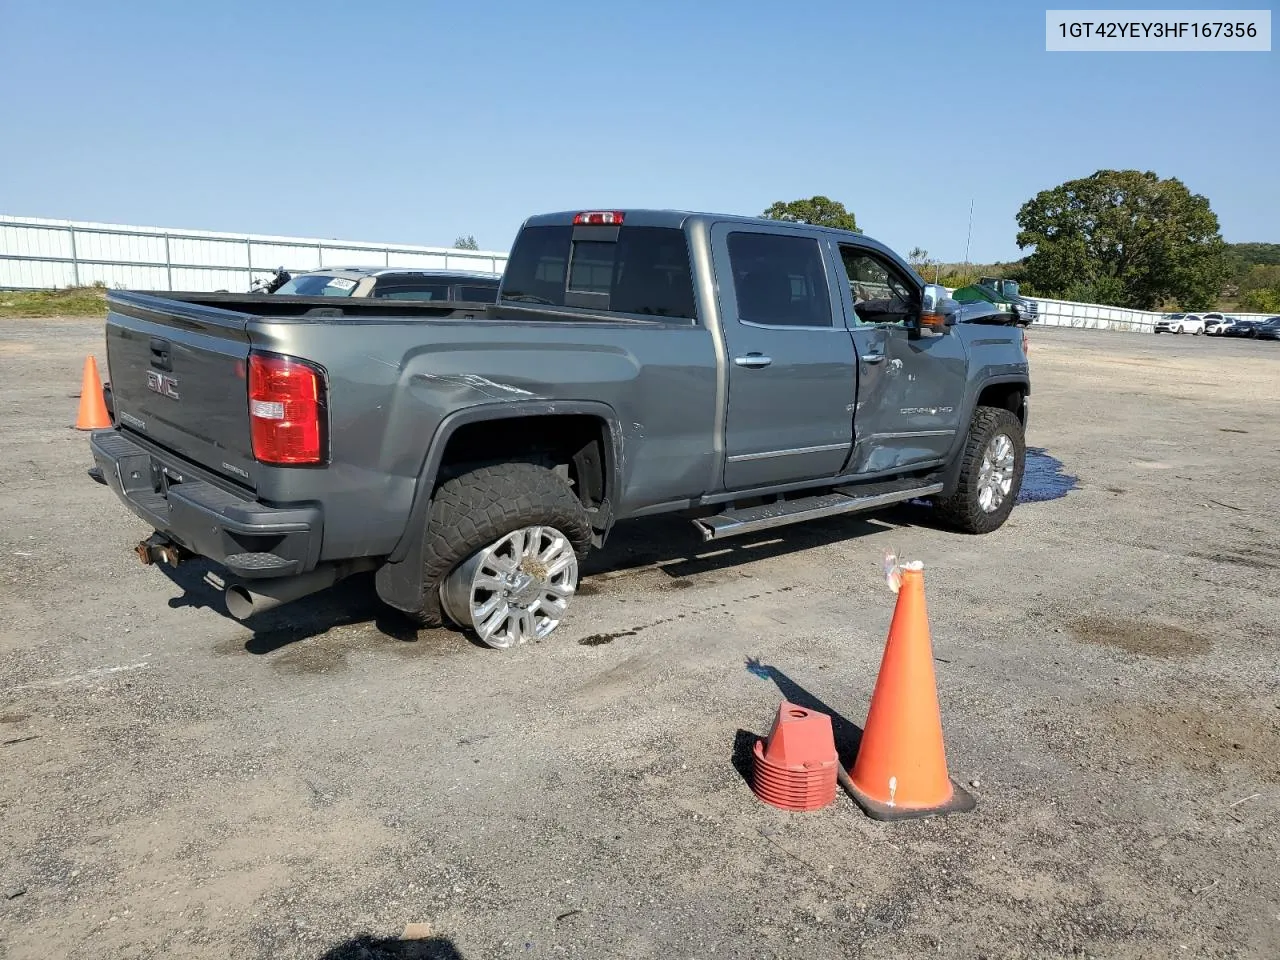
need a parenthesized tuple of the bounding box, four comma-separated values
(573, 210, 625, 225)
(248, 352, 327, 465)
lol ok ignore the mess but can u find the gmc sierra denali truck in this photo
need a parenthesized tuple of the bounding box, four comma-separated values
(89, 208, 1030, 649)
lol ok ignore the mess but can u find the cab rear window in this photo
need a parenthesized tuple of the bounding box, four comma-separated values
(501, 225, 697, 320)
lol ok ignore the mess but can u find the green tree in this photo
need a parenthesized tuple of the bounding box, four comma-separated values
(1241, 286, 1280, 313)
(906, 247, 939, 281)
(1239, 264, 1280, 312)
(1015, 170, 1228, 310)
(454, 234, 479, 250)
(761, 196, 858, 232)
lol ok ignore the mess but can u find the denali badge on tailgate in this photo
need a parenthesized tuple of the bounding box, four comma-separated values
(145, 370, 180, 400)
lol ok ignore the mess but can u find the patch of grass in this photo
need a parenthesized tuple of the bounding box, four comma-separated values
(0, 284, 109, 319)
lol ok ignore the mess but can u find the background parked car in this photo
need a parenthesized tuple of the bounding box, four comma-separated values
(1203, 313, 1235, 335)
(1252, 317, 1280, 340)
(1154, 313, 1206, 335)
(951, 277, 1039, 326)
(273, 267, 501, 302)
(1224, 319, 1264, 338)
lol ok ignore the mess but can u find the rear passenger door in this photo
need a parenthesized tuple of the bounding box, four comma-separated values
(710, 223, 857, 491)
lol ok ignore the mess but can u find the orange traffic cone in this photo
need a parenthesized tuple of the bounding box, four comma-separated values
(751, 701, 839, 812)
(847, 562, 975, 820)
(75, 356, 111, 430)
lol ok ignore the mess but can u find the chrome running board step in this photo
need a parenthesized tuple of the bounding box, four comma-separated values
(692, 480, 943, 541)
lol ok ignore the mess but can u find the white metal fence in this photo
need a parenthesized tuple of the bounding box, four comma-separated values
(1026, 296, 1273, 331)
(3, 213, 1273, 331)
(0, 215, 509, 293)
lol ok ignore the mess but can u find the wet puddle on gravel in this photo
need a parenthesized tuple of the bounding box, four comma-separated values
(1069, 615, 1211, 658)
(1019, 448, 1080, 504)
(578, 630, 638, 647)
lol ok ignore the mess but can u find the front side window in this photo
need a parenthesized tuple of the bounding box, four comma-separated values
(726, 232, 832, 328)
(838, 245, 919, 326)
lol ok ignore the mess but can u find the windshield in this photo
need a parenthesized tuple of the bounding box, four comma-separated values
(274, 274, 359, 296)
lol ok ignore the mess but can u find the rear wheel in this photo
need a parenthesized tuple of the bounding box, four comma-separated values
(408, 462, 593, 644)
(934, 406, 1026, 534)
(440, 525, 579, 648)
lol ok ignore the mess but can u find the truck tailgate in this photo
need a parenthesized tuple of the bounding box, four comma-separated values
(105, 293, 258, 488)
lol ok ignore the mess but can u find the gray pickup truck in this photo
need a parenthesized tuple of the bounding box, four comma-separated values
(90, 208, 1030, 648)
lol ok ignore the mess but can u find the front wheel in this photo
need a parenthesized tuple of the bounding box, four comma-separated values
(933, 406, 1026, 534)
(1175, 325, 1185, 334)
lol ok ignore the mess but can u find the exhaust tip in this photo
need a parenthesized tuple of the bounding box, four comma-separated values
(225, 584, 256, 621)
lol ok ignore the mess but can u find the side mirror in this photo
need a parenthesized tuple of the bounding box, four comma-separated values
(920, 283, 958, 333)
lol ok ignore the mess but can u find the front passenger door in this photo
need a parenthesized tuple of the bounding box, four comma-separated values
(835, 243, 968, 473)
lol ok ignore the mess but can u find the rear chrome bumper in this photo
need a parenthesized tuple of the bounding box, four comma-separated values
(89, 429, 323, 579)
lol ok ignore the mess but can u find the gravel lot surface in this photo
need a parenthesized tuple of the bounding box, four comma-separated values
(2, 317, 1278, 959)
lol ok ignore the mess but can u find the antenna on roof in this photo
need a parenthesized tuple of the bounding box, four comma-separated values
(963, 199, 974, 271)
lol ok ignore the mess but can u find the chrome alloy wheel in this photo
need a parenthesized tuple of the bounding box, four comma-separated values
(439, 525, 579, 648)
(976, 433, 1017, 514)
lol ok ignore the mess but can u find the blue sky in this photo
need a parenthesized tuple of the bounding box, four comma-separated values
(1, 0, 1275, 261)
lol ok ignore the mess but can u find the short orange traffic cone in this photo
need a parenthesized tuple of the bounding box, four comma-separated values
(751, 701, 839, 812)
(75, 356, 111, 430)
(847, 562, 975, 820)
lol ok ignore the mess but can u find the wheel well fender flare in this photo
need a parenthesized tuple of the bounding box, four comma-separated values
(375, 400, 624, 616)
(388, 399, 625, 567)
(939, 376, 1030, 498)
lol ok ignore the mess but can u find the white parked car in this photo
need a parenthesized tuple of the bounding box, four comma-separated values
(1203, 313, 1235, 335)
(1154, 313, 1206, 335)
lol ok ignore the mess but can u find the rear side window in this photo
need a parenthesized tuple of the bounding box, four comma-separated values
(457, 284, 499, 303)
(501, 224, 697, 320)
(370, 280, 452, 300)
(726, 232, 832, 328)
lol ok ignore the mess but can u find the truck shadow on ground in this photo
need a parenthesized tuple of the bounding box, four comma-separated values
(733, 658, 864, 780)
(156, 504, 931, 655)
(157, 561, 423, 653)
(156, 445, 1077, 657)
(580, 508, 915, 581)
(317, 933, 463, 959)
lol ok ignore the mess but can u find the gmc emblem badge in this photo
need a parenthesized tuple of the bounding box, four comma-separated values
(146, 369, 180, 400)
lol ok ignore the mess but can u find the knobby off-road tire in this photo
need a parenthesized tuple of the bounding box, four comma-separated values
(407, 462, 593, 630)
(933, 405, 1026, 534)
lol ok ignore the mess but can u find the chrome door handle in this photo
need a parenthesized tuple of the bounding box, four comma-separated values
(861, 351, 886, 364)
(734, 354, 773, 368)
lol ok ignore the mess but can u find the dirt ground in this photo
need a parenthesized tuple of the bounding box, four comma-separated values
(1, 317, 1278, 960)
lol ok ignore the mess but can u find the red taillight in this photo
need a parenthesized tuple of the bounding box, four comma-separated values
(248, 353, 326, 465)
(572, 210, 625, 225)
